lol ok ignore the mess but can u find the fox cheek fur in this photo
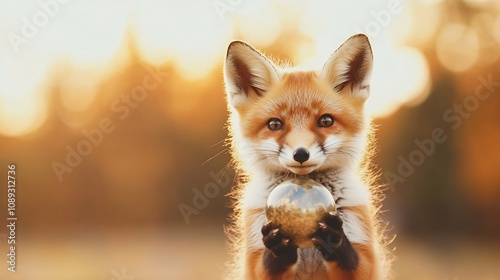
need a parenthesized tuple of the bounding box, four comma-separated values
(224, 34, 391, 280)
(224, 36, 371, 176)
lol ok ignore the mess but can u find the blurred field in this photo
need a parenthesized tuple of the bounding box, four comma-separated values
(1, 1, 500, 279)
(1, 227, 499, 280)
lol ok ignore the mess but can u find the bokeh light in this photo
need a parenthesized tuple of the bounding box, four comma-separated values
(1, 1, 500, 279)
(436, 23, 480, 73)
(0, 0, 435, 137)
(369, 45, 431, 116)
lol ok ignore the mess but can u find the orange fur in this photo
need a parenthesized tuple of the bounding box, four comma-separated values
(325, 206, 378, 279)
(223, 35, 392, 279)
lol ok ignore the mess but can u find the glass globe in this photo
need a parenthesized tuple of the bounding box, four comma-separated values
(265, 178, 336, 248)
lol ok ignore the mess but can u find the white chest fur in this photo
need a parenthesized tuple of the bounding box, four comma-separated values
(243, 169, 371, 251)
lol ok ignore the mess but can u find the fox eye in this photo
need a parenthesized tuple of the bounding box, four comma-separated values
(267, 118, 284, 131)
(317, 114, 334, 127)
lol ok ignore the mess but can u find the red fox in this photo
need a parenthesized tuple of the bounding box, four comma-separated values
(223, 34, 391, 280)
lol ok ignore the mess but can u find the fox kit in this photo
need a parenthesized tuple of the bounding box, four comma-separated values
(223, 34, 391, 280)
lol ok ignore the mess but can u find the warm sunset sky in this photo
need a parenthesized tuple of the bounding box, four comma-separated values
(1, 0, 498, 136)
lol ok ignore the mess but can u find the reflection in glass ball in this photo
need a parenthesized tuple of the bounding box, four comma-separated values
(265, 178, 336, 248)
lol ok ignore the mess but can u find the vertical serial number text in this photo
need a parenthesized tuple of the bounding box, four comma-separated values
(7, 164, 16, 272)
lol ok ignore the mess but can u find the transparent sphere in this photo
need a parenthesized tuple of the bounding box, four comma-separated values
(265, 178, 336, 248)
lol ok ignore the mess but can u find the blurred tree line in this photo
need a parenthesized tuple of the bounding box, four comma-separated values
(1, 1, 500, 244)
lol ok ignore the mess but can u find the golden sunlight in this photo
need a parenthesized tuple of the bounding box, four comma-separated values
(0, 53, 49, 136)
(133, 1, 232, 80)
(0, 0, 452, 137)
(436, 23, 480, 73)
(2, 2, 500, 279)
(368, 45, 430, 117)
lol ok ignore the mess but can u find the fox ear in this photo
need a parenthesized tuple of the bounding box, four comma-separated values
(224, 41, 279, 108)
(321, 34, 373, 100)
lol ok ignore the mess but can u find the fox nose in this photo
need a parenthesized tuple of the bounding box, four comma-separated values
(293, 148, 310, 164)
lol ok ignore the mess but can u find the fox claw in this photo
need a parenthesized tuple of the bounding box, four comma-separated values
(261, 222, 298, 263)
(312, 212, 359, 270)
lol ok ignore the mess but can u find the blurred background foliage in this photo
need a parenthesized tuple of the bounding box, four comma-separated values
(0, 0, 500, 279)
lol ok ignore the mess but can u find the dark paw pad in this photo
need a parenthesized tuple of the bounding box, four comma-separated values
(311, 212, 359, 270)
(311, 211, 344, 260)
(262, 222, 297, 258)
(261, 221, 298, 270)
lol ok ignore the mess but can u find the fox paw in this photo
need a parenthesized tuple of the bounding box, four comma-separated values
(261, 221, 298, 267)
(311, 212, 359, 270)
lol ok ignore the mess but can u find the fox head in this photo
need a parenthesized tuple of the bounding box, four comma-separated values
(224, 34, 373, 176)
